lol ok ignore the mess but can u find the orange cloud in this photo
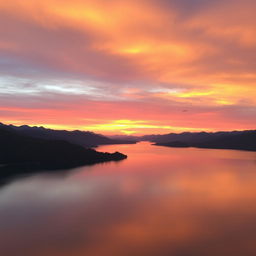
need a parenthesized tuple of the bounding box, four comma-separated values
(0, 0, 255, 134)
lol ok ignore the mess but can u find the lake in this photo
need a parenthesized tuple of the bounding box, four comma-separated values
(0, 142, 256, 256)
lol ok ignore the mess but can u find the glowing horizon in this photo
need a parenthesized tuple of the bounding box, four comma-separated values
(0, 0, 255, 135)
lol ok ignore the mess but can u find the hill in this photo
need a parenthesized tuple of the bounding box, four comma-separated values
(0, 127, 127, 180)
(0, 123, 135, 147)
(153, 130, 256, 151)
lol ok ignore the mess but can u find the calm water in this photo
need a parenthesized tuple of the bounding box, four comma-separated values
(0, 142, 256, 256)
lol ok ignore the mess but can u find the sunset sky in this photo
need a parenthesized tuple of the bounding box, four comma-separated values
(0, 0, 255, 135)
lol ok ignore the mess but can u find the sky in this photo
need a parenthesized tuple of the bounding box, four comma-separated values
(0, 0, 255, 135)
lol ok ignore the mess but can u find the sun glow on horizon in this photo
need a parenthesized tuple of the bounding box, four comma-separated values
(1, 119, 217, 136)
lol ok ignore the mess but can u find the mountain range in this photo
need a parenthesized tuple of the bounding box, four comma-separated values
(0, 123, 128, 180)
(151, 130, 256, 151)
(0, 123, 135, 147)
(109, 130, 256, 151)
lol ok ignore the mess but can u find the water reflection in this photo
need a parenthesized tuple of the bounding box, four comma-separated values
(0, 142, 256, 256)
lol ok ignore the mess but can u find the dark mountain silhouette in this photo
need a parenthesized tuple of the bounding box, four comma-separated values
(153, 130, 256, 151)
(0, 126, 127, 180)
(0, 122, 135, 147)
(110, 130, 256, 151)
(142, 131, 244, 143)
(112, 131, 253, 144)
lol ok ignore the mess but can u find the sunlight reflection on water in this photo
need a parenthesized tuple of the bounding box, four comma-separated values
(0, 142, 256, 256)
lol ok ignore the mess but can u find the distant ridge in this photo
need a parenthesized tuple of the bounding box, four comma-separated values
(0, 122, 135, 148)
(141, 130, 256, 143)
(108, 130, 256, 151)
(150, 130, 256, 151)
